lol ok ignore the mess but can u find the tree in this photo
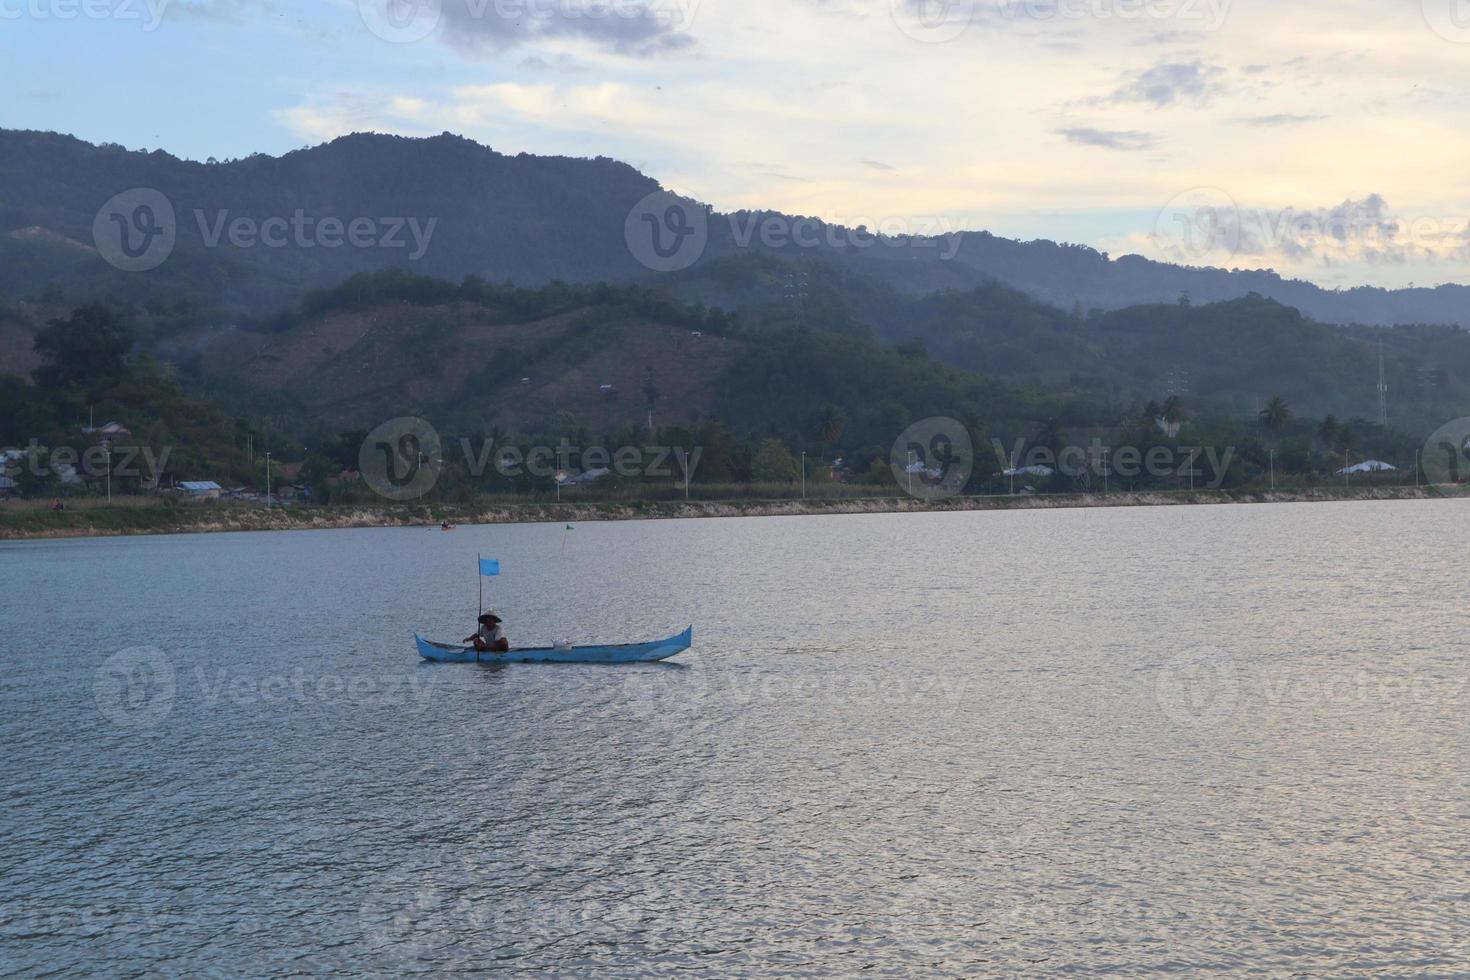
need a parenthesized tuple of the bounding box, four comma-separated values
(1162, 395, 1185, 425)
(1317, 415, 1340, 449)
(1259, 395, 1292, 437)
(1034, 417, 1066, 457)
(32, 305, 133, 392)
(751, 438, 799, 483)
(818, 405, 845, 446)
(695, 419, 734, 483)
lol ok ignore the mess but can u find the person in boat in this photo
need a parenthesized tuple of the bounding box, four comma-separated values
(464, 612, 509, 653)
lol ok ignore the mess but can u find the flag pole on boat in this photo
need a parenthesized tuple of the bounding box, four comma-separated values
(478, 552, 483, 616)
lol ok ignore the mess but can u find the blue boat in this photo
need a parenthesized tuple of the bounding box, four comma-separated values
(415, 627, 693, 665)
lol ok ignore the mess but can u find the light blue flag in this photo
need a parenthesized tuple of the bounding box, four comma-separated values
(479, 559, 501, 577)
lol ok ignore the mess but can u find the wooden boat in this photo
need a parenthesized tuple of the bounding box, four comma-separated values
(415, 627, 693, 665)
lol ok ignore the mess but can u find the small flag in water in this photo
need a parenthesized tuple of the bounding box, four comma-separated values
(565, 524, 574, 531)
(479, 559, 501, 577)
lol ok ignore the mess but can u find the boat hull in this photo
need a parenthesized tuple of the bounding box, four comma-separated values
(415, 627, 693, 665)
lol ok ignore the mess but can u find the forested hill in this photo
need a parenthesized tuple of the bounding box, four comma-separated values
(3, 128, 1469, 327)
(184, 270, 1470, 438)
(0, 129, 660, 311)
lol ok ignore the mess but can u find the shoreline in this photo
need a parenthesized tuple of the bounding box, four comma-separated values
(2, 485, 1465, 540)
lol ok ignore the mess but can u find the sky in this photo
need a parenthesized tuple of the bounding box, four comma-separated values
(4, 0, 1470, 289)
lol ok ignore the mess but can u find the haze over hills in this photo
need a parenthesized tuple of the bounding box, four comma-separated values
(3, 128, 1470, 329)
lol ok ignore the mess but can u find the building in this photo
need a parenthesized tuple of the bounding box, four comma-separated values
(179, 481, 223, 501)
(1336, 460, 1396, 476)
(81, 421, 132, 438)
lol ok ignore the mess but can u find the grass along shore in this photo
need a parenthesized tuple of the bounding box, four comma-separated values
(2, 484, 1467, 540)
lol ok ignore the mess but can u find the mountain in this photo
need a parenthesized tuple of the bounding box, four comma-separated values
(169, 269, 1468, 443)
(186, 271, 1056, 452)
(3, 128, 1468, 328)
(662, 253, 1470, 432)
(0, 128, 659, 314)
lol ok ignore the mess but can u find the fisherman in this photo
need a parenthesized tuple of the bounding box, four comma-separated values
(464, 612, 509, 653)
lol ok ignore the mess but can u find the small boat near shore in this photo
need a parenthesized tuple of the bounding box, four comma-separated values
(415, 627, 693, 665)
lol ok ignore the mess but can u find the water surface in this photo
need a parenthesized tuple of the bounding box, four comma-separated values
(2, 500, 1467, 974)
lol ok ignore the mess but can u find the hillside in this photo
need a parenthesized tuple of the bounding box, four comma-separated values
(5, 283, 1450, 503)
(664, 254, 1470, 432)
(186, 273, 1063, 454)
(3, 129, 1469, 328)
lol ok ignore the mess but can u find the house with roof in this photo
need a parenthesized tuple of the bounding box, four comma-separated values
(1337, 460, 1397, 476)
(81, 421, 132, 438)
(179, 481, 223, 501)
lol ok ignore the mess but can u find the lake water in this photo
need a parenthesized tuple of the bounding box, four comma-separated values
(2, 500, 1467, 975)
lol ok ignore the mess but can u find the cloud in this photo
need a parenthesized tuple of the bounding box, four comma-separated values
(438, 0, 699, 58)
(1134, 30, 1195, 47)
(162, 0, 278, 24)
(862, 159, 896, 171)
(1243, 113, 1326, 126)
(1108, 60, 1227, 107)
(1057, 127, 1156, 151)
(1149, 193, 1470, 269)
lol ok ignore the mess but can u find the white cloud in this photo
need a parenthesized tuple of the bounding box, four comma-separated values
(264, 0, 1470, 287)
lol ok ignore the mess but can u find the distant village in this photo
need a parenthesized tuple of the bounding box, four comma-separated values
(0, 417, 316, 505)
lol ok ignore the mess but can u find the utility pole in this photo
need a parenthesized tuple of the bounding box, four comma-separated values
(801, 451, 807, 500)
(1375, 339, 1387, 426)
(265, 451, 272, 507)
(907, 451, 915, 496)
(1269, 448, 1275, 491)
(103, 439, 112, 503)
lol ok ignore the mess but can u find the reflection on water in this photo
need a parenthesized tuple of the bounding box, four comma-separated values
(2, 500, 1467, 974)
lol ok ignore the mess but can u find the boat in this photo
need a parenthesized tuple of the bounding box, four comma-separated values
(415, 626, 693, 665)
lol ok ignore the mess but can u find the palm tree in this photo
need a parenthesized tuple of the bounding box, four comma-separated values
(1259, 395, 1291, 437)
